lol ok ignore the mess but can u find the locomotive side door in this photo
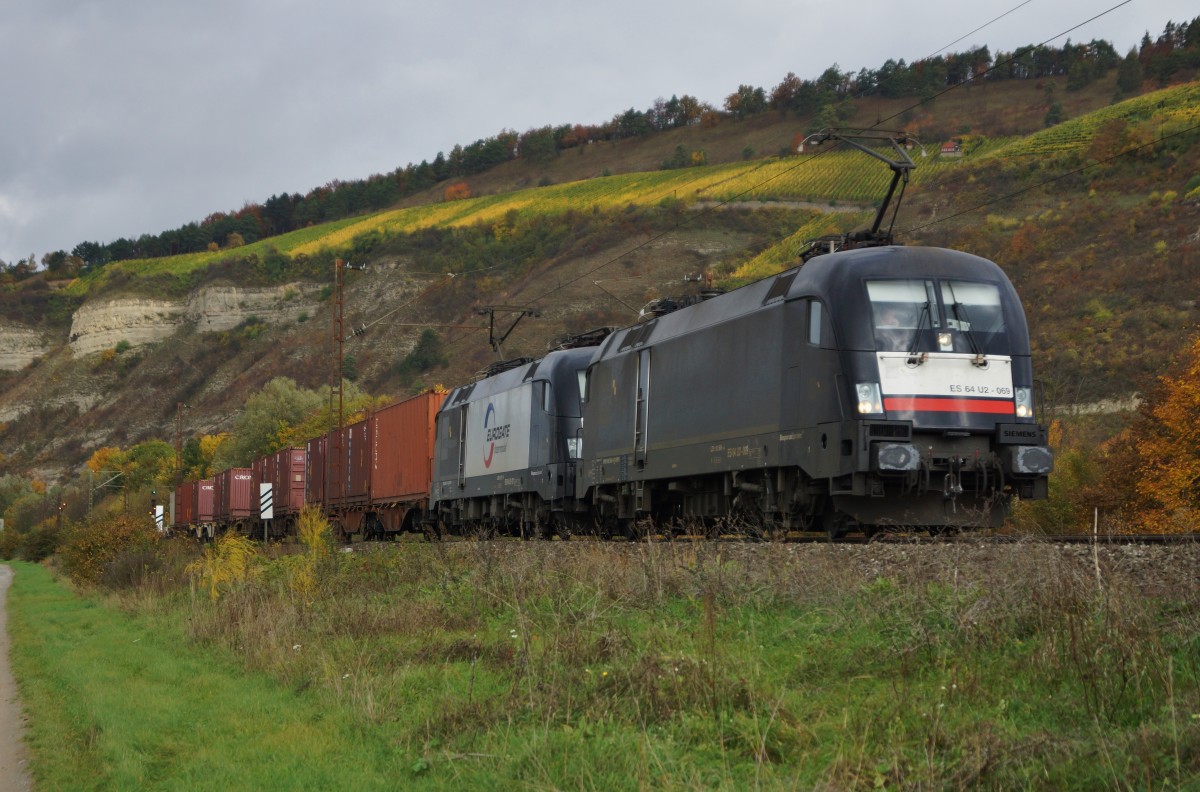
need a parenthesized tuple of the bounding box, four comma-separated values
(634, 348, 651, 469)
(456, 405, 467, 488)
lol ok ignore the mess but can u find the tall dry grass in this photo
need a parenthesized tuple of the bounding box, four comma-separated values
(117, 536, 1200, 787)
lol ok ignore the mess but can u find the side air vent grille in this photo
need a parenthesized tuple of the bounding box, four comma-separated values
(762, 271, 797, 304)
(618, 321, 656, 351)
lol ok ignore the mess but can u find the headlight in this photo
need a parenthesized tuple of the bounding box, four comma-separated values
(937, 332, 953, 351)
(856, 382, 883, 415)
(1014, 387, 1033, 418)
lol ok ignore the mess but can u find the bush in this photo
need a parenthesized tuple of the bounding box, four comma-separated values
(58, 511, 161, 586)
(0, 529, 20, 560)
(100, 549, 164, 590)
(17, 523, 60, 562)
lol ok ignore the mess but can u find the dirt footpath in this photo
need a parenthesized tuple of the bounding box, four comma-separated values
(0, 566, 31, 790)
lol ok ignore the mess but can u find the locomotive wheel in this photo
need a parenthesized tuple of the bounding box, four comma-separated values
(540, 520, 570, 541)
(820, 508, 849, 540)
(597, 515, 618, 541)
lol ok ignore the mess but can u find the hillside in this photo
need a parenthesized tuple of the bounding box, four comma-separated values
(1, 74, 1198, 485)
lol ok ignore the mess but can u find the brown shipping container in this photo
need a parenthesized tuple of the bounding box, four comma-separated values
(251, 454, 271, 503)
(333, 418, 372, 509)
(272, 448, 307, 516)
(197, 479, 215, 522)
(173, 480, 198, 530)
(306, 434, 327, 510)
(371, 391, 442, 504)
(249, 449, 304, 518)
(214, 467, 256, 521)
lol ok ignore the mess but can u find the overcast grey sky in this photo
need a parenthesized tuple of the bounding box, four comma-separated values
(0, 0, 1193, 264)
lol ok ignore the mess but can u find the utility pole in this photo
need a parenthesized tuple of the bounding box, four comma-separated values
(174, 401, 187, 486)
(327, 258, 347, 523)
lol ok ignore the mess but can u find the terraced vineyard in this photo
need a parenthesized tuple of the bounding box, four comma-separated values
(730, 213, 870, 282)
(984, 82, 1200, 159)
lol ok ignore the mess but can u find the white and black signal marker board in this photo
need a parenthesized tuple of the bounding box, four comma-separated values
(259, 484, 274, 520)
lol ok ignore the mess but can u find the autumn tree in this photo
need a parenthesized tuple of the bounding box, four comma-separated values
(1129, 334, 1200, 532)
(84, 441, 174, 496)
(181, 433, 230, 480)
(723, 85, 767, 119)
(124, 440, 175, 491)
(443, 182, 472, 202)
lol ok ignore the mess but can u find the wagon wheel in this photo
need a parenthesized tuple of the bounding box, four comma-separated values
(704, 519, 721, 541)
(819, 506, 850, 541)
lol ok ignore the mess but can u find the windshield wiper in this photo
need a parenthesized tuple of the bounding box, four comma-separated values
(946, 284, 986, 367)
(906, 301, 930, 365)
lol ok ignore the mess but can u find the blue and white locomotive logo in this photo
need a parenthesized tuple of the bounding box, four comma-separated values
(482, 402, 510, 469)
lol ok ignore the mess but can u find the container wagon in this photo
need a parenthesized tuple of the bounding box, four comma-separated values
(251, 448, 306, 538)
(213, 467, 256, 533)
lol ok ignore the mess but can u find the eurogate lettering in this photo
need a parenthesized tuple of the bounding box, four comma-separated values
(482, 402, 511, 468)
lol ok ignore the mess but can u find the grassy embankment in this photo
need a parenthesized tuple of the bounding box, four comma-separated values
(10, 537, 1200, 790)
(7, 561, 406, 790)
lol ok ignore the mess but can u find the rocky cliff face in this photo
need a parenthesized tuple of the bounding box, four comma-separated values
(67, 284, 322, 356)
(0, 325, 54, 370)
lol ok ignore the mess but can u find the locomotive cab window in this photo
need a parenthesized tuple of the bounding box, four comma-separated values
(867, 280, 938, 352)
(807, 300, 823, 345)
(867, 278, 1007, 354)
(941, 281, 1005, 335)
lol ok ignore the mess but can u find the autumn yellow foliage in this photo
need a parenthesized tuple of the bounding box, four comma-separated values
(186, 532, 262, 600)
(285, 504, 333, 603)
(87, 446, 124, 475)
(1132, 334, 1200, 532)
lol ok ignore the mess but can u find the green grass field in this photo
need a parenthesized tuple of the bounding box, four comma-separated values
(7, 561, 408, 790)
(10, 539, 1200, 790)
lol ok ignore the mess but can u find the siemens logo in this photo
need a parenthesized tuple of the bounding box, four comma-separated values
(998, 425, 1047, 445)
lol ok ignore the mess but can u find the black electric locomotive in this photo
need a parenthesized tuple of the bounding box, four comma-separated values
(577, 245, 1051, 536)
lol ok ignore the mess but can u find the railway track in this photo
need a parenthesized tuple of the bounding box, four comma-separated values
(350, 531, 1199, 547)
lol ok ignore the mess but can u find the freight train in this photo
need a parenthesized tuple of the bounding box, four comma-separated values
(172, 243, 1052, 541)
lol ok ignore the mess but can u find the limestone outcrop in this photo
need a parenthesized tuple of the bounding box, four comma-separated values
(0, 324, 54, 370)
(66, 284, 321, 356)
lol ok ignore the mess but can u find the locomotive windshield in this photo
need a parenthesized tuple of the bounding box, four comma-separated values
(868, 278, 1007, 354)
